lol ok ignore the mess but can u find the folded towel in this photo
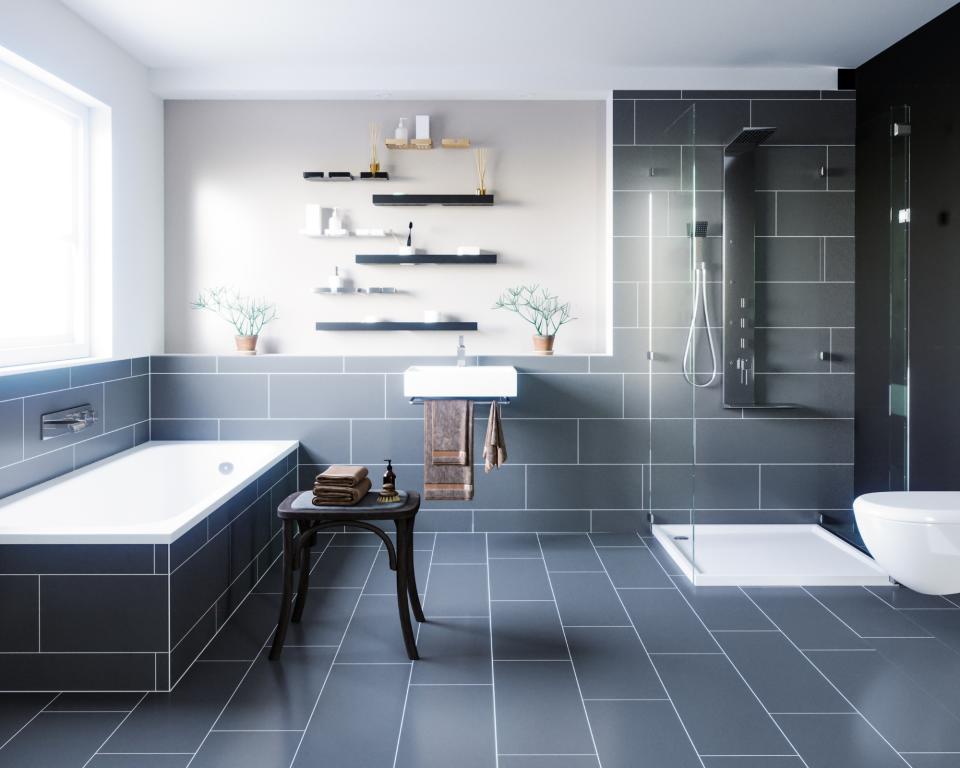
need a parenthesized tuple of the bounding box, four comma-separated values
(424, 399, 474, 501)
(483, 401, 508, 473)
(429, 400, 471, 466)
(312, 477, 372, 506)
(315, 465, 369, 487)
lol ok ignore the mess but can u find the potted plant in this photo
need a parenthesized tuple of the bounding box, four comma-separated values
(493, 284, 576, 355)
(191, 287, 279, 355)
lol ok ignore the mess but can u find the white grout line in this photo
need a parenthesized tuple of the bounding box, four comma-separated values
(487, 533, 501, 768)
(79, 692, 150, 768)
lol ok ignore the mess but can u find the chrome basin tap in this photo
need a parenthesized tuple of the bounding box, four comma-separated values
(456, 336, 467, 367)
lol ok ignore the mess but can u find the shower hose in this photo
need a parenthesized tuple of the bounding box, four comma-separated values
(682, 263, 719, 387)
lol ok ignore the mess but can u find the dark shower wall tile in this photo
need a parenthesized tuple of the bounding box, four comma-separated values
(825, 237, 855, 281)
(751, 99, 856, 145)
(613, 146, 682, 191)
(777, 192, 855, 236)
(482, 419, 578, 465)
(682, 146, 723, 191)
(755, 191, 777, 235)
(613, 237, 648, 281)
(578, 419, 649, 464)
(761, 465, 853, 509)
(697, 419, 853, 464)
(828, 146, 856, 191)
(756, 238, 822, 282)
(634, 99, 747, 145)
(755, 146, 827, 190)
(757, 283, 855, 327)
(612, 99, 634, 144)
(613, 283, 639, 327)
(750, 373, 854, 418)
(527, 466, 644, 510)
(509, 374, 623, 419)
(755, 329, 832, 373)
(613, 191, 669, 236)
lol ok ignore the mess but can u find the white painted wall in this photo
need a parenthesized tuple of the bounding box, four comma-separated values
(164, 100, 607, 355)
(0, 0, 164, 358)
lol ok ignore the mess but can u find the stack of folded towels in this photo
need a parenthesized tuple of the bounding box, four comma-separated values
(312, 465, 371, 506)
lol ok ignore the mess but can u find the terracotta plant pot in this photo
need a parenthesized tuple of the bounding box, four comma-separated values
(235, 335, 259, 355)
(532, 334, 555, 355)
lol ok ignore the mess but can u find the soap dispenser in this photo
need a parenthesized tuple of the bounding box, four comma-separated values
(377, 459, 400, 503)
(328, 267, 343, 293)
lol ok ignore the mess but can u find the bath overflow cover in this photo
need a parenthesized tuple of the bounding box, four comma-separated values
(219, 462, 234, 475)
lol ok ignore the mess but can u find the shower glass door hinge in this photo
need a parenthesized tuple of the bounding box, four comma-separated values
(646, 351, 654, 361)
(893, 123, 911, 137)
(898, 208, 911, 224)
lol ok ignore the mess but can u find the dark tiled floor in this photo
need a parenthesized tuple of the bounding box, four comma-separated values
(4, 532, 960, 766)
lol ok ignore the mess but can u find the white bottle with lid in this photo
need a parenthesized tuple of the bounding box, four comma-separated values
(328, 267, 343, 293)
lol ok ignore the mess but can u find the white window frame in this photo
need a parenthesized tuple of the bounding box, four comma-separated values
(0, 58, 92, 368)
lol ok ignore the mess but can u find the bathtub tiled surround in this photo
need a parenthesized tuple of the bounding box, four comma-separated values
(0, 358, 150, 500)
(0, 450, 296, 691)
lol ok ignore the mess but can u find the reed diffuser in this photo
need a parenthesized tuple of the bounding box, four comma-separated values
(369, 123, 381, 174)
(474, 147, 487, 195)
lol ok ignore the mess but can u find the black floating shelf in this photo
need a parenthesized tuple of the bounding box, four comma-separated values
(304, 171, 390, 181)
(372, 193, 493, 206)
(315, 321, 477, 331)
(356, 254, 497, 265)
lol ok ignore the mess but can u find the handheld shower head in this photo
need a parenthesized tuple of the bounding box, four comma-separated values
(687, 221, 708, 239)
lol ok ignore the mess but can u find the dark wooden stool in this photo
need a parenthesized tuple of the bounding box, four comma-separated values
(269, 490, 424, 661)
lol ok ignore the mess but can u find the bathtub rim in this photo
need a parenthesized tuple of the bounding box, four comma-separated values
(0, 439, 298, 545)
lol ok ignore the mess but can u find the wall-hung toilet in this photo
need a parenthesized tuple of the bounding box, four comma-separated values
(854, 492, 960, 595)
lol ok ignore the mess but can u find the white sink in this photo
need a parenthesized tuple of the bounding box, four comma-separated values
(403, 366, 517, 399)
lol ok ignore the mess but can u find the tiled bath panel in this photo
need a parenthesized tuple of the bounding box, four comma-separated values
(3, 532, 959, 767)
(0, 454, 297, 692)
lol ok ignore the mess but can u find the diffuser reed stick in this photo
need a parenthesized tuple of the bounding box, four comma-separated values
(474, 147, 487, 195)
(369, 123, 381, 173)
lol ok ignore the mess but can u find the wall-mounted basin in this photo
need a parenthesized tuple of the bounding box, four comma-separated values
(403, 366, 517, 399)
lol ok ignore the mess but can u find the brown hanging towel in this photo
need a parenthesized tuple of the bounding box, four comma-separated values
(483, 401, 508, 473)
(423, 399, 474, 500)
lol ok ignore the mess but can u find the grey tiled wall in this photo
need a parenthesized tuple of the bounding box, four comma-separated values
(0, 358, 150, 500)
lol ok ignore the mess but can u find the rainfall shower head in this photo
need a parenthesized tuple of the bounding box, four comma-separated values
(725, 126, 776, 155)
(687, 221, 708, 239)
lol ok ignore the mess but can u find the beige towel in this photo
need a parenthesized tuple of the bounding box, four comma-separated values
(424, 399, 474, 501)
(315, 465, 369, 487)
(483, 402, 507, 473)
(429, 400, 470, 465)
(313, 477, 372, 506)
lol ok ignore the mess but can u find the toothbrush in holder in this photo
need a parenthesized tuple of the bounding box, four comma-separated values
(399, 221, 415, 256)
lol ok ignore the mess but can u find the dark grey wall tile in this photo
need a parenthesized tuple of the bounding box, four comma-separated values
(613, 237, 647, 281)
(828, 145, 855, 191)
(0, 399, 23, 466)
(150, 355, 217, 373)
(750, 374, 853, 418)
(152, 374, 267, 418)
(592, 509, 649, 533)
(652, 375, 695, 418)
(578, 419, 649, 463)
(831, 328, 854, 373)
(751, 99, 855, 144)
(651, 419, 695, 463)
(528, 466, 643, 509)
(649, 283, 722, 328)
(651, 464, 759, 509)
(756, 238, 822, 281)
(23, 383, 104, 458)
(474, 509, 590, 532)
(683, 145, 723, 191)
(623, 375, 650, 418)
(755, 146, 826, 190)
(0, 543, 153, 575)
(150, 419, 219, 440)
(825, 237, 855, 281)
(697, 419, 853, 463)
(0, 447, 73, 500)
(777, 192, 855, 236)
(667, 191, 722, 236)
(755, 329, 831, 373)
(105, 375, 149, 431)
(756, 283, 854, 327)
(0, 368, 70, 401)
(75, 427, 135, 469)
(131, 357, 149, 376)
(612, 98, 634, 143)
(636, 100, 745, 145)
(269, 374, 383, 418)
(217, 356, 342, 372)
(70, 359, 131, 387)
(761, 464, 853, 509)
(688, 90, 820, 100)
(509, 374, 623, 419)
(480, 418, 578, 464)
(613, 191, 668, 236)
(0, 575, 39, 651)
(345, 355, 466, 373)
(219, 419, 349, 465)
(613, 146, 682, 190)
(171, 530, 230, 643)
(351, 418, 421, 465)
(755, 191, 777, 235)
(477, 355, 589, 373)
(613, 283, 639, 327)
(614, 90, 681, 99)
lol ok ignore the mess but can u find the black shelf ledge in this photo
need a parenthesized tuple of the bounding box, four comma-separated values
(315, 321, 477, 331)
(372, 193, 493, 206)
(304, 171, 390, 181)
(355, 254, 497, 265)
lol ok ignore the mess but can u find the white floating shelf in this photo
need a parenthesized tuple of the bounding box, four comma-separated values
(312, 287, 402, 295)
(299, 229, 392, 239)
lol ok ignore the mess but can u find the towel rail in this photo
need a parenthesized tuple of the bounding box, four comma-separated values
(408, 397, 511, 405)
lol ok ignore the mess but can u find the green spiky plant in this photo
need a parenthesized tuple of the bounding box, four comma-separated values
(493, 284, 576, 337)
(191, 287, 278, 337)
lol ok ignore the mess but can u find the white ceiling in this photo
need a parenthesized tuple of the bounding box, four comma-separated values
(61, 0, 953, 97)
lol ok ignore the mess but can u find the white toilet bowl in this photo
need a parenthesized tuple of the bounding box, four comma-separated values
(854, 492, 960, 595)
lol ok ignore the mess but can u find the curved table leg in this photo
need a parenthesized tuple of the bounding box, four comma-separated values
(291, 525, 313, 623)
(269, 519, 296, 660)
(406, 516, 425, 623)
(395, 518, 419, 660)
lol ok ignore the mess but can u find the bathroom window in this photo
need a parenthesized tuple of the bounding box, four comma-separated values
(0, 60, 92, 367)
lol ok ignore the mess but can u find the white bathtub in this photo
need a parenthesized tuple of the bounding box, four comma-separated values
(0, 440, 298, 544)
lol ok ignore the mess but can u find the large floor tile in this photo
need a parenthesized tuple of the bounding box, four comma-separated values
(776, 713, 904, 768)
(900, 610, 960, 654)
(597, 548, 673, 588)
(868, 586, 957, 610)
(587, 699, 700, 768)
(808, 649, 960, 752)
(673, 580, 774, 630)
(281, 588, 361, 647)
(498, 758, 599, 768)
(539, 535, 603, 572)
(424, 564, 489, 618)
(619, 588, 720, 653)
(102, 661, 248, 753)
(715, 631, 852, 713)
(873, 637, 960, 719)
(654, 654, 792, 756)
(702, 759, 804, 768)
(0, 712, 123, 768)
(902, 755, 960, 767)
(0, 693, 56, 745)
(395, 685, 495, 768)
(589, 532, 645, 547)
(806, 587, 930, 638)
(490, 558, 553, 600)
(745, 587, 868, 650)
(44, 692, 144, 712)
(492, 600, 568, 660)
(644, 536, 685, 576)
(487, 533, 542, 558)
(494, 661, 594, 755)
(202, 592, 279, 661)
(566, 627, 665, 700)
(363, 549, 431, 596)
(433, 533, 487, 564)
(214, 646, 335, 731)
(87, 756, 191, 768)
(293, 663, 409, 768)
(552, 572, 630, 627)
(309, 546, 380, 588)
(337, 595, 417, 663)
(192, 731, 301, 768)
(411, 618, 492, 685)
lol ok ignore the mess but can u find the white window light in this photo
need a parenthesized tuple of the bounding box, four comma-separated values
(0, 58, 93, 368)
